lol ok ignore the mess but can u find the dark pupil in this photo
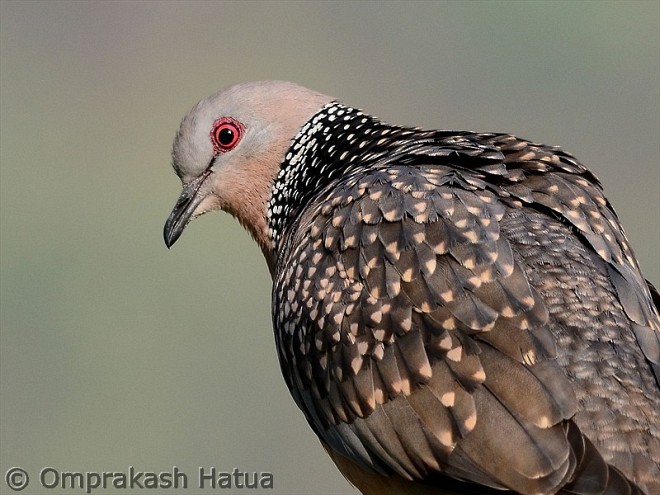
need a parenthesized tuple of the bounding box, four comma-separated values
(218, 127, 234, 146)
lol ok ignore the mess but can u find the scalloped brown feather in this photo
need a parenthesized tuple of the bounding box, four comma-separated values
(273, 146, 658, 493)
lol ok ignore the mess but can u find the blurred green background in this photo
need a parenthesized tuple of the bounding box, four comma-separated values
(1, 1, 658, 494)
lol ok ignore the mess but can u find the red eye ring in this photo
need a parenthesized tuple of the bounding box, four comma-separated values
(210, 117, 244, 154)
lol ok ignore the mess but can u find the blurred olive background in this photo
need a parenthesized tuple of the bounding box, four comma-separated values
(1, 2, 658, 494)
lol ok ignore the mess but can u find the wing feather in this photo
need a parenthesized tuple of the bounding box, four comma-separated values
(273, 141, 656, 493)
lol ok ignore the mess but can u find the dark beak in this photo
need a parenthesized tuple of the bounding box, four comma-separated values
(163, 170, 211, 248)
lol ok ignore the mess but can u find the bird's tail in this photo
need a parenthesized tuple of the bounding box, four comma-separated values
(560, 421, 645, 495)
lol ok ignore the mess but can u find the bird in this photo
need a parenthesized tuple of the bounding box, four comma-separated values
(163, 81, 660, 495)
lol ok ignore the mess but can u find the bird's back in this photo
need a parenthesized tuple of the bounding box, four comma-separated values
(270, 104, 659, 494)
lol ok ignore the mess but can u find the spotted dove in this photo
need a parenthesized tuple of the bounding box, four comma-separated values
(163, 81, 660, 495)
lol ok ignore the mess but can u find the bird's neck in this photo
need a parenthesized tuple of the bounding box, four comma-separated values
(265, 103, 502, 261)
(266, 102, 394, 253)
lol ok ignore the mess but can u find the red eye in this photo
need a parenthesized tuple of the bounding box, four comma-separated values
(210, 118, 243, 153)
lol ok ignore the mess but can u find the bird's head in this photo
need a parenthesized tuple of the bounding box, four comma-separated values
(163, 81, 332, 264)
